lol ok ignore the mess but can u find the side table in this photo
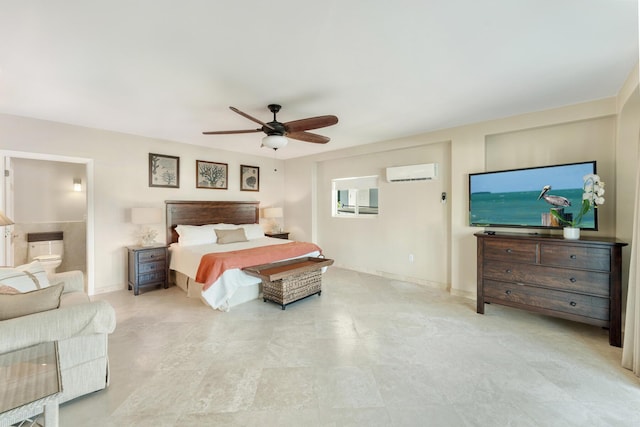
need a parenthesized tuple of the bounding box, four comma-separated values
(127, 245, 168, 295)
(0, 342, 61, 427)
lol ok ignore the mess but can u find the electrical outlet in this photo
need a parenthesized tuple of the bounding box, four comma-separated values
(409, 253, 414, 263)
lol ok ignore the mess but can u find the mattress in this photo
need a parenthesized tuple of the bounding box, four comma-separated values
(169, 237, 320, 310)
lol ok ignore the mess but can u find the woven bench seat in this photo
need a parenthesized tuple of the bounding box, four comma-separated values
(243, 257, 334, 310)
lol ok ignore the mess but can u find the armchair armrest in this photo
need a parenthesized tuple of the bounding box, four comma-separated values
(0, 300, 116, 355)
(49, 270, 85, 294)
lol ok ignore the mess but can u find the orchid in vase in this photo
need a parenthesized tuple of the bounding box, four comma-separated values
(551, 174, 605, 229)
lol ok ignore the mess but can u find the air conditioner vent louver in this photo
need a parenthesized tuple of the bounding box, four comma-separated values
(386, 163, 438, 182)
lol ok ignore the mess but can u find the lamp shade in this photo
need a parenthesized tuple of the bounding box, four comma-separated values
(131, 207, 163, 225)
(262, 135, 288, 150)
(0, 210, 14, 226)
(263, 207, 283, 219)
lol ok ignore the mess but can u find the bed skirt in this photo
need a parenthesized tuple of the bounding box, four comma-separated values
(171, 270, 261, 309)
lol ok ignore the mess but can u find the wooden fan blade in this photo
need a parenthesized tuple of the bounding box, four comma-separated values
(284, 115, 338, 133)
(203, 128, 262, 135)
(229, 106, 275, 131)
(287, 131, 330, 144)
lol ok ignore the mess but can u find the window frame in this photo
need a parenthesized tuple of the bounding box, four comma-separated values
(332, 175, 379, 218)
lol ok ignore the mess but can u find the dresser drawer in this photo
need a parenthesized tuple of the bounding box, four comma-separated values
(540, 244, 610, 272)
(138, 260, 165, 274)
(483, 279, 610, 321)
(137, 248, 166, 263)
(483, 240, 538, 263)
(483, 261, 610, 296)
(138, 271, 166, 285)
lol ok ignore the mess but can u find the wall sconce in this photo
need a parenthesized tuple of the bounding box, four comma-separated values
(73, 178, 82, 192)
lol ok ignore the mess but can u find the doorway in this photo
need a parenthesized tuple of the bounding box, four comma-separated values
(0, 150, 94, 294)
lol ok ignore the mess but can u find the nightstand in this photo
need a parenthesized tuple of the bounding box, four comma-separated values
(127, 245, 168, 295)
(265, 232, 290, 240)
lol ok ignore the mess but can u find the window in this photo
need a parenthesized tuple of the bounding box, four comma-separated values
(332, 176, 378, 217)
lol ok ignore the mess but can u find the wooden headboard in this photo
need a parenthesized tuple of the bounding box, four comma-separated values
(165, 200, 260, 245)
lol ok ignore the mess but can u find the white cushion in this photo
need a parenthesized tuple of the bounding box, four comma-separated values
(0, 261, 51, 292)
(175, 224, 217, 246)
(240, 223, 265, 240)
(212, 223, 239, 230)
(176, 223, 248, 246)
(0, 283, 64, 321)
(214, 228, 248, 244)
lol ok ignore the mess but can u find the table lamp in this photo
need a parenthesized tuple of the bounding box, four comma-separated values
(131, 207, 162, 246)
(263, 207, 283, 233)
(0, 210, 14, 239)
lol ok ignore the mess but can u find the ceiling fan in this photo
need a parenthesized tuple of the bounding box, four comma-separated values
(203, 104, 338, 150)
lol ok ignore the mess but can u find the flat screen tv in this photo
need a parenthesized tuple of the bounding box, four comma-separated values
(469, 161, 597, 230)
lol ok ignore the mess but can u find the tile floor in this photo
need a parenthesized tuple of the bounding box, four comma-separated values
(59, 268, 640, 426)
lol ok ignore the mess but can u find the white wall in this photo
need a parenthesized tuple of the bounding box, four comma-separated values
(13, 158, 86, 222)
(2, 69, 637, 299)
(485, 116, 617, 237)
(285, 96, 626, 299)
(0, 114, 285, 294)
(315, 142, 451, 287)
(615, 65, 640, 311)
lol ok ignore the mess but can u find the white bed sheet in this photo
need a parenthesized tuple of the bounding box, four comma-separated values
(169, 237, 320, 311)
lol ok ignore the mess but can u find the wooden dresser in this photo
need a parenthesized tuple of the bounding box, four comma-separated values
(475, 232, 627, 347)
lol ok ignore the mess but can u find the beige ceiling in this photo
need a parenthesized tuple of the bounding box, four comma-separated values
(0, 1, 637, 159)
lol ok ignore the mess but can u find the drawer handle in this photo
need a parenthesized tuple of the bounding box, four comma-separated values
(505, 249, 512, 253)
(569, 277, 577, 283)
(505, 290, 512, 296)
(570, 301, 577, 307)
(570, 255, 577, 259)
(506, 269, 512, 273)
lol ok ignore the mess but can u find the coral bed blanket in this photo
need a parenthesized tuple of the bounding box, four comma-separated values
(195, 241, 322, 291)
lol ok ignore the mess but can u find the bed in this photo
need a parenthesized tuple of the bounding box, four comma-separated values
(165, 200, 322, 311)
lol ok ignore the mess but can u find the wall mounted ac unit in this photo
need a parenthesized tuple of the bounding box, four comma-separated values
(386, 163, 438, 182)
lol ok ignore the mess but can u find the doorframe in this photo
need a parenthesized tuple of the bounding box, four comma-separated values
(0, 150, 95, 295)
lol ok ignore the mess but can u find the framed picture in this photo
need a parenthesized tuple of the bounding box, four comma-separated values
(240, 164, 260, 191)
(149, 153, 180, 188)
(196, 160, 228, 189)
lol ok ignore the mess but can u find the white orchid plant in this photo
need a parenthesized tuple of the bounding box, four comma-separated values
(551, 174, 605, 228)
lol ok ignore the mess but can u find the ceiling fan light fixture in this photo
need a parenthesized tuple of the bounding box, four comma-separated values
(262, 134, 288, 150)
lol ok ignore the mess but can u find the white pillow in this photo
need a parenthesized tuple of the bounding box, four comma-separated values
(0, 261, 51, 292)
(212, 223, 239, 230)
(241, 223, 265, 240)
(175, 224, 216, 246)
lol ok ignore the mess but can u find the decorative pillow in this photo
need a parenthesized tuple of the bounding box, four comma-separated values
(0, 283, 64, 321)
(241, 223, 265, 240)
(176, 224, 217, 246)
(214, 228, 248, 244)
(0, 261, 51, 292)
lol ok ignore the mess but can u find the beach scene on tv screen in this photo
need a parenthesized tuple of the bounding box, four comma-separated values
(470, 163, 595, 228)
